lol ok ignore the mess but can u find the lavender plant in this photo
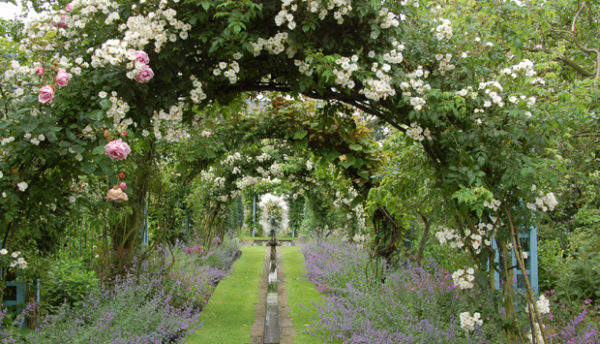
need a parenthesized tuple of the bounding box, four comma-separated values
(0, 238, 240, 344)
(301, 239, 600, 344)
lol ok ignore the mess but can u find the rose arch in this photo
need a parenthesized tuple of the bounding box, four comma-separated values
(0, 0, 559, 341)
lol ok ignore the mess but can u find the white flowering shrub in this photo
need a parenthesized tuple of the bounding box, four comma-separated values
(258, 193, 289, 233)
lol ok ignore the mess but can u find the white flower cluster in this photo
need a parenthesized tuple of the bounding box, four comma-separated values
(223, 152, 243, 166)
(435, 226, 463, 248)
(275, 0, 298, 30)
(294, 58, 315, 76)
(4, 60, 32, 85)
(500, 59, 536, 79)
(17, 182, 28, 192)
(459, 311, 483, 332)
(401, 66, 432, 112)
(382, 41, 405, 64)
(452, 267, 476, 289)
(189, 75, 207, 103)
(213, 61, 240, 84)
(334, 55, 359, 89)
(483, 198, 501, 211)
(258, 193, 289, 232)
(526, 294, 550, 315)
(304, 0, 352, 23)
(63, 0, 120, 32)
(152, 103, 184, 142)
(526, 188, 558, 212)
(456, 86, 477, 99)
(305, 159, 314, 171)
(406, 123, 432, 141)
(1, 137, 15, 146)
(91, 39, 130, 67)
(120, 8, 191, 52)
(435, 18, 453, 41)
(236, 175, 261, 190)
(23, 133, 47, 146)
(251, 32, 289, 56)
(353, 233, 368, 243)
(105, 92, 132, 132)
(437, 223, 491, 254)
(435, 53, 455, 75)
(333, 188, 357, 210)
(256, 152, 272, 163)
(269, 162, 284, 178)
(200, 168, 226, 194)
(466, 222, 493, 253)
(1, 249, 27, 269)
(361, 63, 396, 101)
(354, 204, 366, 230)
(479, 81, 505, 108)
(378, 7, 400, 29)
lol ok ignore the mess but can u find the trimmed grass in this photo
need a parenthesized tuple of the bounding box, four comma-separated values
(242, 235, 296, 241)
(185, 246, 265, 344)
(281, 246, 324, 344)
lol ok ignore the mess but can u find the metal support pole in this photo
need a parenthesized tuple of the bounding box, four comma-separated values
(252, 195, 256, 237)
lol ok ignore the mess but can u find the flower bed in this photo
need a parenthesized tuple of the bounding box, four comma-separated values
(300, 239, 600, 344)
(0, 238, 240, 344)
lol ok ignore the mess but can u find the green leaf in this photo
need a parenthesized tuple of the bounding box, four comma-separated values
(100, 99, 112, 110)
(349, 143, 362, 151)
(293, 129, 308, 140)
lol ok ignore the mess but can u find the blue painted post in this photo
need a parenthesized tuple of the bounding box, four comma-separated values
(492, 225, 538, 297)
(141, 198, 149, 245)
(36, 279, 40, 327)
(1, 274, 26, 328)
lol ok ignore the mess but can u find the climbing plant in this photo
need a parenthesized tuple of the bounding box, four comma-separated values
(0, 0, 575, 340)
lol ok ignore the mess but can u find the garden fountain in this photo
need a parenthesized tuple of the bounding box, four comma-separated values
(263, 215, 280, 344)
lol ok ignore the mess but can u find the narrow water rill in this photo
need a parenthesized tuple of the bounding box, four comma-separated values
(263, 238, 280, 343)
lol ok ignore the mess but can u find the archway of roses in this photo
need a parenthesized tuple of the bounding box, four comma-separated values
(171, 96, 386, 250)
(0, 0, 560, 341)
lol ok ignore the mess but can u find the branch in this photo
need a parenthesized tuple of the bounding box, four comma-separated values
(216, 82, 407, 130)
(571, 1, 600, 78)
(526, 46, 595, 78)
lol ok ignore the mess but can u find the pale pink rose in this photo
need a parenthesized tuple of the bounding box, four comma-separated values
(135, 64, 154, 83)
(104, 139, 131, 160)
(38, 85, 55, 104)
(106, 186, 128, 202)
(34, 66, 45, 76)
(135, 50, 150, 64)
(119, 182, 127, 190)
(55, 69, 70, 87)
(65, 3, 73, 13)
(52, 15, 67, 28)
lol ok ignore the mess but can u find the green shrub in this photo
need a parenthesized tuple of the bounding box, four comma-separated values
(40, 250, 98, 313)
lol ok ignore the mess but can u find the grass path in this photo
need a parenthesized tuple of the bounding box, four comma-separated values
(185, 246, 265, 344)
(280, 246, 324, 344)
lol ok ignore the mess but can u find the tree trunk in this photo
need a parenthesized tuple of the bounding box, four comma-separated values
(416, 213, 431, 265)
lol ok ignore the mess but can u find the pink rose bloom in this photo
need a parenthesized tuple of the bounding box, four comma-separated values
(135, 64, 154, 83)
(38, 85, 55, 104)
(65, 3, 73, 13)
(52, 15, 67, 28)
(104, 139, 131, 160)
(135, 50, 150, 64)
(55, 69, 70, 87)
(119, 182, 127, 190)
(34, 66, 45, 76)
(106, 186, 128, 202)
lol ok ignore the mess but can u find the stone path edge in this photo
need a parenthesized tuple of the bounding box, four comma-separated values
(277, 246, 295, 344)
(250, 247, 269, 344)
